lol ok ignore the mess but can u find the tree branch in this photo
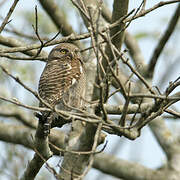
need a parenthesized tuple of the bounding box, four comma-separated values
(0, 110, 36, 129)
(38, 0, 83, 50)
(0, 122, 66, 152)
(93, 153, 168, 180)
(0, 0, 19, 33)
(20, 121, 53, 180)
(0, 35, 48, 58)
(101, 3, 147, 74)
(125, 0, 180, 23)
(59, 1, 100, 178)
(110, 0, 129, 50)
(147, 3, 180, 78)
(38, 0, 74, 36)
(105, 102, 153, 115)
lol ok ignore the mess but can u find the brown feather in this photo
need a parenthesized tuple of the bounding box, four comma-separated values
(38, 43, 86, 112)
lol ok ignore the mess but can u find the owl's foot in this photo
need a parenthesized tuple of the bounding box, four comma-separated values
(43, 122, 51, 137)
(34, 112, 43, 122)
(34, 112, 51, 137)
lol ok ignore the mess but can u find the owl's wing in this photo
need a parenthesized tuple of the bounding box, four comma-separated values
(38, 59, 84, 107)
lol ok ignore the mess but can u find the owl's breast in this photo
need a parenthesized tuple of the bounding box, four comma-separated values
(38, 62, 72, 105)
(38, 57, 85, 109)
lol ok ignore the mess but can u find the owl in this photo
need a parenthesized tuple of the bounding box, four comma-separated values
(38, 43, 86, 130)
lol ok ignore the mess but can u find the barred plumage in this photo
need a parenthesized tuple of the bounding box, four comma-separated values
(38, 43, 86, 121)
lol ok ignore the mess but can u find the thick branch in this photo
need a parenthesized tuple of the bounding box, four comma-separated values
(101, 3, 147, 74)
(0, 110, 36, 129)
(0, 122, 66, 152)
(93, 153, 169, 180)
(110, 0, 129, 50)
(20, 121, 52, 180)
(105, 102, 153, 114)
(59, 122, 96, 179)
(38, 0, 74, 36)
(150, 117, 180, 172)
(59, 1, 99, 178)
(0, 123, 35, 149)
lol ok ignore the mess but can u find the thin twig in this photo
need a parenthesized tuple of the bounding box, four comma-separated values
(0, 65, 54, 110)
(125, 0, 180, 23)
(0, 95, 48, 112)
(0, 11, 133, 54)
(111, 3, 142, 42)
(49, 140, 107, 155)
(32, 6, 61, 57)
(164, 109, 180, 118)
(99, 45, 127, 99)
(114, 48, 156, 95)
(119, 82, 131, 126)
(71, 0, 90, 21)
(0, 53, 47, 61)
(130, 99, 143, 126)
(0, 0, 19, 33)
(141, 0, 147, 12)
(147, 4, 180, 78)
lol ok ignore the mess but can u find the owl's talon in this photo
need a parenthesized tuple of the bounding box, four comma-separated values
(43, 123, 51, 136)
(43, 130, 50, 137)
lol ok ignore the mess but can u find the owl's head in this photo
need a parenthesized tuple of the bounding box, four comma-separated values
(48, 43, 82, 62)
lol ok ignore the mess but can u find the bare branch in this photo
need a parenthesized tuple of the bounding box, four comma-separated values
(110, 0, 129, 50)
(20, 121, 53, 180)
(119, 83, 131, 126)
(48, 139, 107, 156)
(0, 0, 19, 33)
(93, 152, 167, 180)
(32, 6, 61, 58)
(0, 111, 36, 129)
(101, 3, 147, 74)
(0, 122, 66, 153)
(141, 0, 147, 11)
(80, 123, 103, 178)
(0, 95, 48, 112)
(39, 0, 74, 36)
(125, 0, 180, 23)
(164, 109, 180, 118)
(104, 102, 152, 115)
(147, 4, 180, 78)
(0, 53, 47, 61)
(0, 35, 48, 58)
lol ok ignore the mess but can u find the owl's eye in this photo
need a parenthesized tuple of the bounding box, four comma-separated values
(60, 49, 68, 54)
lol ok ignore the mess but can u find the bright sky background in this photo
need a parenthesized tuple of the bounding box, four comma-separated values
(0, 1, 180, 180)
